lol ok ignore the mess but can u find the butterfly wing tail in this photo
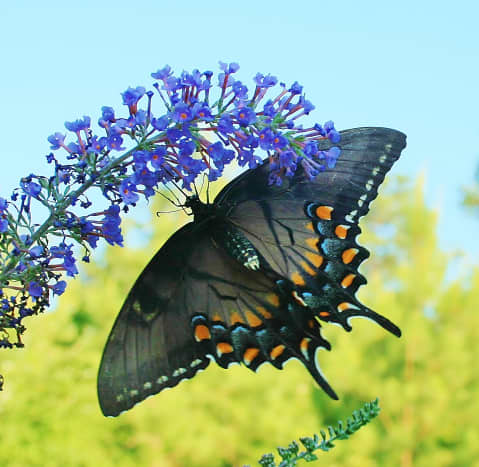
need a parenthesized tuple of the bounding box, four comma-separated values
(340, 306, 402, 337)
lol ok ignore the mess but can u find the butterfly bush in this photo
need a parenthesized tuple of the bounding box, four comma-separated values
(0, 62, 341, 349)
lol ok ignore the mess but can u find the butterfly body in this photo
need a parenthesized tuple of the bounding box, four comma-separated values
(98, 127, 406, 416)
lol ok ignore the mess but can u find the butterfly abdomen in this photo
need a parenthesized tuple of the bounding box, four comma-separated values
(212, 222, 260, 270)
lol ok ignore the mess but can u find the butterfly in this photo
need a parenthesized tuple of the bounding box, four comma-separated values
(97, 127, 407, 416)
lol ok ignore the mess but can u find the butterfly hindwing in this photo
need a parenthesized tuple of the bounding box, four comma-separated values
(98, 222, 334, 416)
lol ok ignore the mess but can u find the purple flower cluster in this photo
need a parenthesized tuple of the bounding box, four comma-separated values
(0, 62, 341, 348)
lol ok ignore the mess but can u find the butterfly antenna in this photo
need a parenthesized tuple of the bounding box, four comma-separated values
(156, 189, 182, 208)
(170, 180, 192, 215)
(171, 179, 189, 198)
(206, 173, 211, 204)
(193, 179, 199, 198)
(171, 180, 188, 204)
(166, 186, 184, 207)
(195, 174, 209, 204)
(206, 152, 213, 204)
(198, 173, 207, 197)
(155, 207, 183, 217)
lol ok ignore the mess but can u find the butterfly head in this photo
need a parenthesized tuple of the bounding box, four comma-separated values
(184, 195, 214, 221)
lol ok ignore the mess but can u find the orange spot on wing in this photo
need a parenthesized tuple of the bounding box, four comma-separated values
(292, 290, 307, 307)
(308, 319, 315, 329)
(300, 337, 310, 352)
(341, 274, 356, 288)
(335, 225, 350, 239)
(291, 271, 306, 286)
(230, 312, 244, 325)
(256, 306, 273, 319)
(194, 325, 211, 342)
(270, 344, 285, 359)
(212, 313, 222, 322)
(337, 302, 350, 312)
(315, 205, 333, 220)
(217, 342, 234, 356)
(319, 311, 330, 318)
(244, 347, 260, 365)
(342, 248, 358, 264)
(267, 294, 280, 307)
(305, 222, 315, 232)
(300, 260, 316, 276)
(305, 252, 324, 268)
(305, 237, 318, 249)
(246, 311, 263, 327)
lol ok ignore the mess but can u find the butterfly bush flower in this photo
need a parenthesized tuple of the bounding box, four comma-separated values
(0, 62, 340, 349)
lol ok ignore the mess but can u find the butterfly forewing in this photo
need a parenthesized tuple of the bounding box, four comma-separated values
(98, 224, 207, 416)
(222, 128, 405, 334)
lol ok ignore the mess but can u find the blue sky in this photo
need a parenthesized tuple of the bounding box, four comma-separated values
(1, 1, 478, 267)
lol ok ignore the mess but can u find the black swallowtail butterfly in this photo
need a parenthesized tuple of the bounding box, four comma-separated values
(98, 127, 406, 416)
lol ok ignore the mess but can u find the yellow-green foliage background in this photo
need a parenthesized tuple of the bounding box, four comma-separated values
(1, 176, 478, 466)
